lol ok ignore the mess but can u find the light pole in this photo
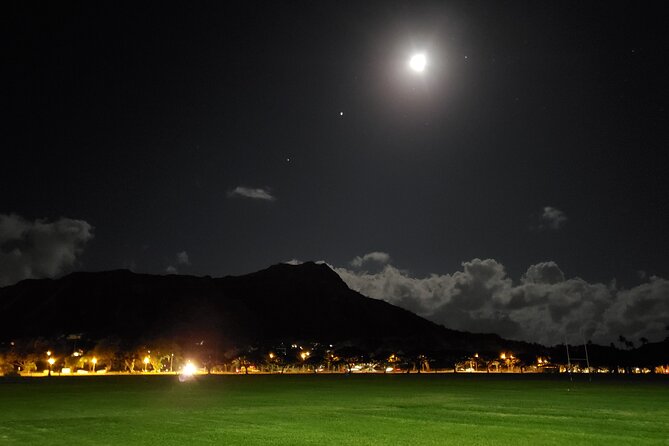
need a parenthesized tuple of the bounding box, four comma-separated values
(143, 356, 150, 372)
(500, 353, 508, 372)
(91, 357, 97, 373)
(46, 351, 53, 377)
(299, 351, 310, 372)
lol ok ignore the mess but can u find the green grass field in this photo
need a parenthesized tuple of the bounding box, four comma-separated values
(1, 374, 668, 445)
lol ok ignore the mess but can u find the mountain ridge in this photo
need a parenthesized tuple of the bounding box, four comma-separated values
(0, 262, 523, 354)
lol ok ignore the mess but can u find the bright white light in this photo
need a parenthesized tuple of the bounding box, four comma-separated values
(409, 53, 427, 72)
(182, 362, 197, 377)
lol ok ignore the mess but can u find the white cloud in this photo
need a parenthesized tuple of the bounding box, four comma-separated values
(227, 186, 275, 201)
(333, 256, 669, 346)
(283, 259, 303, 265)
(176, 251, 190, 265)
(350, 251, 391, 268)
(541, 206, 568, 230)
(165, 265, 177, 274)
(0, 213, 94, 287)
(521, 261, 565, 285)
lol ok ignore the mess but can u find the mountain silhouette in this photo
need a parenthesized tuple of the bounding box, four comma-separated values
(0, 262, 522, 353)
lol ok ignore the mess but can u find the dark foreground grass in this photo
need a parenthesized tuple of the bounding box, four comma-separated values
(1, 374, 668, 445)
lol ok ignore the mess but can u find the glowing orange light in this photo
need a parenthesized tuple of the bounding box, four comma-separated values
(182, 362, 196, 377)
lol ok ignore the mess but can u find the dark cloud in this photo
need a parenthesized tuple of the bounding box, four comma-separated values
(334, 253, 669, 346)
(541, 206, 568, 230)
(176, 251, 190, 265)
(165, 251, 190, 274)
(227, 186, 275, 201)
(0, 214, 94, 287)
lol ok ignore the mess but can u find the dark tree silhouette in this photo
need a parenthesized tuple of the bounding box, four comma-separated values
(618, 335, 627, 348)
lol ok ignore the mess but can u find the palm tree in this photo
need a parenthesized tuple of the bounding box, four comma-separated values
(618, 335, 628, 348)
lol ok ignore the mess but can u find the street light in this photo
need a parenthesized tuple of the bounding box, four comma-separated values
(183, 361, 196, 377)
(47, 357, 55, 377)
(91, 357, 97, 373)
(143, 356, 150, 372)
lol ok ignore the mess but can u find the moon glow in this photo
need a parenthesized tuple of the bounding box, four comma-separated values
(409, 53, 427, 72)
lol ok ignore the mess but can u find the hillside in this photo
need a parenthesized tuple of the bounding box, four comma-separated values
(0, 262, 519, 353)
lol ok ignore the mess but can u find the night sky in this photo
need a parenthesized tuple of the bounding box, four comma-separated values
(3, 1, 668, 344)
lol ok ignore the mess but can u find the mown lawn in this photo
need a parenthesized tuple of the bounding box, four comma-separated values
(0, 374, 667, 445)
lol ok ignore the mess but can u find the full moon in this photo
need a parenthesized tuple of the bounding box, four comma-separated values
(409, 53, 427, 72)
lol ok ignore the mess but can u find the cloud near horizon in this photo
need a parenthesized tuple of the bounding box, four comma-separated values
(0, 213, 94, 287)
(350, 251, 390, 268)
(330, 254, 669, 346)
(166, 251, 190, 274)
(227, 186, 275, 201)
(176, 251, 190, 265)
